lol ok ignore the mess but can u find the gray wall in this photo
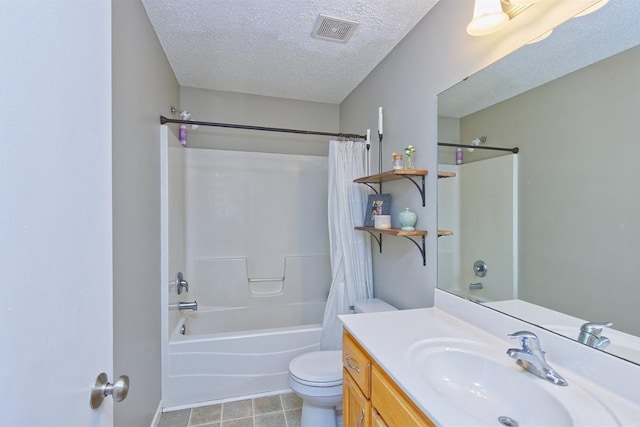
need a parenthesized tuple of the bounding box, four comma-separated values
(461, 45, 640, 335)
(112, 0, 179, 425)
(339, 0, 582, 309)
(180, 87, 340, 156)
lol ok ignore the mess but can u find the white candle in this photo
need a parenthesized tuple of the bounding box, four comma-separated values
(366, 129, 371, 175)
(378, 106, 383, 135)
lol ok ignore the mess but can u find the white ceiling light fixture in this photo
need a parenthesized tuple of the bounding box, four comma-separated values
(527, 28, 553, 45)
(467, 0, 541, 37)
(501, 0, 537, 16)
(467, 0, 509, 36)
(574, 0, 609, 17)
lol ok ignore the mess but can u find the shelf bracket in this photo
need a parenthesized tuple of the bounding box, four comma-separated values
(361, 183, 379, 194)
(399, 234, 426, 266)
(361, 230, 382, 253)
(362, 230, 425, 265)
(400, 174, 426, 206)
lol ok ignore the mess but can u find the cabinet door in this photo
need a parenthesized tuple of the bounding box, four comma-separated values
(371, 365, 435, 427)
(372, 409, 389, 427)
(343, 368, 370, 427)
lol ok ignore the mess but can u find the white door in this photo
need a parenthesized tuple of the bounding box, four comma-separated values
(0, 2, 114, 426)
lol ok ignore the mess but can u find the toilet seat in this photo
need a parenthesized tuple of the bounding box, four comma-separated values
(289, 350, 342, 387)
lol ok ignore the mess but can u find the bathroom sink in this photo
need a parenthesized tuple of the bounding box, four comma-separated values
(406, 338, 618, 427)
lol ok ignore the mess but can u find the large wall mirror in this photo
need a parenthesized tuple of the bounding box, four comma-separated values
(437, 0, 640, 365)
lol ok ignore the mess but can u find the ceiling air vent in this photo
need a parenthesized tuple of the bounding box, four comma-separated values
(312, 15, 359, 43)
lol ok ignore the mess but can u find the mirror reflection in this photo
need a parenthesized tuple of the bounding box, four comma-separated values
(437, 0, 640, 365)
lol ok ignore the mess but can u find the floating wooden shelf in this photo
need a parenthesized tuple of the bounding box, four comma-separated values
(355, 226, 427, 266)
(355, 226, 427, 236)
(354, 170, 455, 207)
(354, 169, 428, 184)
(354, 169, 427, 207)
(437, 171, 456, 179)
(352, 170, 456, 266)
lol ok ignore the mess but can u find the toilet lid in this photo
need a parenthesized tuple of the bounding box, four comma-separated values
(289, 351, 342, 385)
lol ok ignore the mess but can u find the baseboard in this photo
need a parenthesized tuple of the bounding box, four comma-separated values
(150, 400, 162, 427)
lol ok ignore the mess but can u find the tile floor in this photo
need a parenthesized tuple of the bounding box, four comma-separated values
(158, 393, 303, 427)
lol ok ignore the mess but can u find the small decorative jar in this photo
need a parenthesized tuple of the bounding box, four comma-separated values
(404, 145, 416, 170)
(399, 208, 417, 230)
(405, 155, 414, 170)
(392, 153, 404, 170)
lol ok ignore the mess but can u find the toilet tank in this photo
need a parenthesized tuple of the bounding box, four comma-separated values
(354, 298, 397, 313)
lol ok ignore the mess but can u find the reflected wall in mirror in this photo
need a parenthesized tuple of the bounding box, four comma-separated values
(437, 0, 640, 365)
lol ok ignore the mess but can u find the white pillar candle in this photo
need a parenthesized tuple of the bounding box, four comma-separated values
(366, 128, 371, 175)
(378, 106, 383, 135)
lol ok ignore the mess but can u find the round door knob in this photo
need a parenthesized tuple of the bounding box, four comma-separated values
(90, 373, 130, 409)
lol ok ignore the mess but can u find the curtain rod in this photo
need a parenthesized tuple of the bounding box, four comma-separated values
(438, 142, 519, 154)
(160, 116, 367, 140)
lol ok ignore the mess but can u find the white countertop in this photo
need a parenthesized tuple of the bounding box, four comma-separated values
(339, 302, 640, 426)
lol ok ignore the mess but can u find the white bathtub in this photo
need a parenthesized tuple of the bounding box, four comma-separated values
(164, 301, 325, 408)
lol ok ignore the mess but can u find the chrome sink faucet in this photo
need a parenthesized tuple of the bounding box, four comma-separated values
(507, 331, 568, 386)
(578, 322, 612, 349)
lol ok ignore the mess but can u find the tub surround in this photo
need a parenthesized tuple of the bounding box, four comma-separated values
(339, 290, 640, 425)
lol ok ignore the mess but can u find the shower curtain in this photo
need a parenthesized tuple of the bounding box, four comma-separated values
(320, 140, 373, 350)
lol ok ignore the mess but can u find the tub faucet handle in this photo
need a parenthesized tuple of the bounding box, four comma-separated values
(176, 272, 189, 295)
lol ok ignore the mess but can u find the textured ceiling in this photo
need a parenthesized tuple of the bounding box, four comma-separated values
(142, 0, 440, 104)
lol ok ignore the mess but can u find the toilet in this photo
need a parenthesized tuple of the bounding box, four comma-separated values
(288, 298, 397, 427)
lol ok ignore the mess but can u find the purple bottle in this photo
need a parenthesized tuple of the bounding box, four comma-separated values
(179, 124, 187, 147)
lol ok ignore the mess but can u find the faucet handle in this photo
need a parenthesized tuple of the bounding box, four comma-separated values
(509, 330, 539, 341)
(508, 331, 541, 351)
(580, 321, 613, 337)
(176, 272, 189, 295)
(579, 322, 613, 349)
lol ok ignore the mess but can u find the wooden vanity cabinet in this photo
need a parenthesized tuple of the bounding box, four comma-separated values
(343, 331, 371, 426)
(371, 365, 435, 427)
(343, 330, 435, 427)
(343, 366, 371, 427)
(371, 409, 388, 427)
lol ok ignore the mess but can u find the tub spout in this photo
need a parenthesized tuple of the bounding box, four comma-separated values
(179, 301, 197, 311)
(171, 301, 197, 311)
